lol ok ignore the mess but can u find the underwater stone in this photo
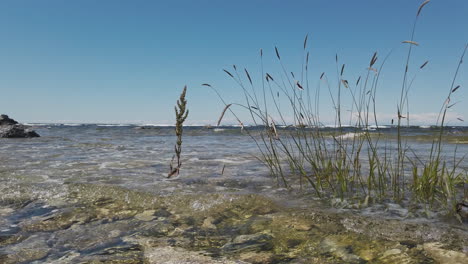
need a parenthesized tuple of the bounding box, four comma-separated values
(221, 233, 273, 253)
(1, 234, 50, 264)
(381, 248, 402, 258)
(423, 242, 468, 264)
(144, 246, 241, 264)
(201, 217, 217, 229)
(319, 237, 363, 263)
(238, 251, 274, 263)
(456, 203, 468, 222)
(81, 243, 145, 263)
(135, 210, 156, 222)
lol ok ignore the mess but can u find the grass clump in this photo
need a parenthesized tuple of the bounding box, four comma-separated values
(168, 85, 189, 178)
(206, 0, 467, 216)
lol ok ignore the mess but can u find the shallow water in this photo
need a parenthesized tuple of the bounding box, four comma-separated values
(0, 125, 467, 263)
(1, 125, 467, 218)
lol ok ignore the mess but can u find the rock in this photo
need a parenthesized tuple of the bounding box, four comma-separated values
(221, 233, 273, 253)
(201, 217, 217, 229)
(80, 243, 145, 263)
(135, 210, 156, 222)
(456, 203, 468, 222)
(0, 114, 18, 125)
(319, 237, 363, 263)
(20, 209, 93, 232)
(0, 114, 39, 138)
(358, 249, 376, 261)
(423, 242, 468, 264)
(144, 246, 242, 264)
(0, 124, 40, 138)
(0, 234, 50, 264)
(381, 248, 402, 258)
(239, 252, 274, 263)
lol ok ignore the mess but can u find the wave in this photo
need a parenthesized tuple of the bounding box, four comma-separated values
(369, 125, 390, 129)
(337, 132, 365, 140)
(96, 124, 133, 127)
(141, 124, 172, 127)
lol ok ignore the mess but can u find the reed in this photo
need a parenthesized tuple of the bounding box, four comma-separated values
(168, 86, 189, 178)
(206, 0, 466, 215)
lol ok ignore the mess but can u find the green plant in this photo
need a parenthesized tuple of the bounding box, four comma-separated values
(206, 0, 466, 215)
(168, 86, 189, 178)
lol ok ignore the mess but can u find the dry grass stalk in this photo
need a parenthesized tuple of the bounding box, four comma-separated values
(217, 104, 232, 126)
(266, 73, 274, 82)
(341, 79, 349, 88)
(245, 68, 253, 85)
(168, 86, 189, 178)
(223, 69, 234, 78)
(370, 52, 378, 66)
(303, 34, 308, 50)
(296, 81, 304, 90)
(402, 40, 420, 46)
(417, 0, 430, 16)
(275, 47, 281, 60)
(270, 121, 279, 140)
(420, 61, 429, 69)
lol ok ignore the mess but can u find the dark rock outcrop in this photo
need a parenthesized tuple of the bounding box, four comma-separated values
(0, 114, 40, 138)
(0, 114, 18, 125)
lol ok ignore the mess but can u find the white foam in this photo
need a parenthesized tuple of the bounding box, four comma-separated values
(211, 158, 248, 164)
(142, 124, 172, 127)
(97, 124, 131, 127)
(337, 132, 364, 140)
(369, 125, 389, 129)
(63, 123, 84, 126)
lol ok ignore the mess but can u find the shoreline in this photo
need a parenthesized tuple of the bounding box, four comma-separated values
(1, 183, 467, 263)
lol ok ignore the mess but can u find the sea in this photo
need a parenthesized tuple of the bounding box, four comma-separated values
(1, 123, 467, 201)
(0, 124, 467, 262)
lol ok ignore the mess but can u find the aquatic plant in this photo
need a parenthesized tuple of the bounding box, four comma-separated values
(168, 86, 189, 178)
(207, 0, 467, 215)
(409, 44, 468, 211)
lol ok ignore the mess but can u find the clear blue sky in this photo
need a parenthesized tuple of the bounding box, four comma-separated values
(0, 0, 467, 125)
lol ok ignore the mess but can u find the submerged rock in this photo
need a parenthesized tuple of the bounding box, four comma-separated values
(135, 210, 157, 222)
(144, 246, 242, 264)
(3, 183, 468, 263)
(319, 237, 363, 263)
(221, 233, 273, 254)
(0, 234, 50, 264)
(0, 114, 39, 138)
(456, 203, 468, 222)
(424, 242, 468, 264)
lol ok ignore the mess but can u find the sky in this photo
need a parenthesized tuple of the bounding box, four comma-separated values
(0, 0, 467, 126)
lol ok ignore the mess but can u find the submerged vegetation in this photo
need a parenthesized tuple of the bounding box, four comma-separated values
(207, 0, 467, 215)
(168, 85, 189, 178)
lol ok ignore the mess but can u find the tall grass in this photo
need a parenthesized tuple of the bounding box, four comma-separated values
(206, 1, 467, 214)
(168, 86, 189, 178)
